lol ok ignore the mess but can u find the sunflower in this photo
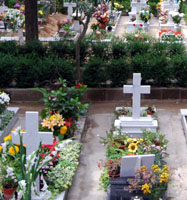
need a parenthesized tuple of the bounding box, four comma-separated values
(128, 143, 138, 153)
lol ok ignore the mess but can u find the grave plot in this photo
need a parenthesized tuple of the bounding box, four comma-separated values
(126, 0, 152, 33)
(0, 80, 88, 200)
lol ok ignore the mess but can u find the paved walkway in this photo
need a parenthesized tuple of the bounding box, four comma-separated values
(10, 100, 187, 199)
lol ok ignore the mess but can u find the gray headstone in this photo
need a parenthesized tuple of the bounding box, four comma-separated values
(120, 154, 155, 177)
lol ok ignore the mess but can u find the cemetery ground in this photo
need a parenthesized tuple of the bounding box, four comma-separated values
(10, 99, 187, 200)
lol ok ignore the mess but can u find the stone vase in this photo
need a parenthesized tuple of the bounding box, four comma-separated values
(18, 28, 24, 46)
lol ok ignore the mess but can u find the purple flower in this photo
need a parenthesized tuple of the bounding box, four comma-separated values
(14, 3, 20, 9)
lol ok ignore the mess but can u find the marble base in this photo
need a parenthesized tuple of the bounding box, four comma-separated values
(114, 107, 158, 137)
(180, 109, 187, 140)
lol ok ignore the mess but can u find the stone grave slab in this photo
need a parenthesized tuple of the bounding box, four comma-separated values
(0, 107, 19, 143)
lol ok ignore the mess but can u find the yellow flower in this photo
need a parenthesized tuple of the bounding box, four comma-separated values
(142, 183, 151, 194)
(8, 146, 19, 155)
(41, 119, 50, 128)
(4, 134, 12, 142)
(128, 143, 138, 153)
(0, 146, 2, 153)
(160, 172, 169, 183)
(49, 115, 55, 121)
(151, 164, 160, 172)
(60, 126, 68, 135)
(141, 165, 147, 172)
(20, 5, 25, 11)
(54, 113, 63, 121)
(38, 10, 43, 15)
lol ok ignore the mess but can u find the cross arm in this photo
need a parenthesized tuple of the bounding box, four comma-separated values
(140, 86, 150, 94)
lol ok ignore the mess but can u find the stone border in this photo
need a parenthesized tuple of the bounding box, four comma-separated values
(0, 107, 19, 143)
(4, 88, 187, 102)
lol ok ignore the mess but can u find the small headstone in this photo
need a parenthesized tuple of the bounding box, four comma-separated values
(120, 154, 155, 177)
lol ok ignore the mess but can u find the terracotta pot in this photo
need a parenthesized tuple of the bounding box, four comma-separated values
(99, 23, 106, 29)
(3, 187, 16, 200)
(147, 112, 153, 115)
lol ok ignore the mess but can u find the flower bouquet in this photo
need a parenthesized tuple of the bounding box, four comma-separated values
(159, 29, 184, 42)
(114, 106, 131, 119)
(92, 3, 109, 28)
(90, 22, 99, 31)
(138, 9, 152, 23)
(0, 91, 10, 114)
(41, 112, 71, 140)
(171, 11, 185, 24)
(3, 8, 25, 30)
(127, 165, 169, 200)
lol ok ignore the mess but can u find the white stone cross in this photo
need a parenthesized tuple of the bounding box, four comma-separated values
(123, 73, 150, 119)
(11, 111, 53, 193)
(64, 2, 77, 23)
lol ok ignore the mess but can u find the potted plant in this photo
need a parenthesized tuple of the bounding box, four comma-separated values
(127, 164, 169, 200)
(143, 105, 156, 116)
(138, 9, 152, 23)
(114, 106, 131, 119)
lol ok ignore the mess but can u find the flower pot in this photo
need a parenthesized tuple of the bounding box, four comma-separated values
(99, 23, 106, 29)
(147, 112, 153, 115)
(3, 187, 16, 200)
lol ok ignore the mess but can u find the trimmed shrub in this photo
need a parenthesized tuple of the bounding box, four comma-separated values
(0, 41, 18, 55)
(90, 41, 111, 60)
(82, 57, 107, 87)
(107, 57, 131, 87)
(14, 56, 38, 88)
(172, 54, 187, 87)
(111, 39, 128, 59)
(48, 41, 76, 59)
(18, 40, 47, 57)
(0, 53, 16, 87)
(127, 41, 150, 57)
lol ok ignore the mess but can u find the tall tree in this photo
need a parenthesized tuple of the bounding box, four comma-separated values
(25, 0, 38, 41)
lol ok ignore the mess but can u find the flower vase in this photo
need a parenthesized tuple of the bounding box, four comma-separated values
(99, 23, 106, 29)
(18, 28, 24, 46)
(3, 187, 16, 200)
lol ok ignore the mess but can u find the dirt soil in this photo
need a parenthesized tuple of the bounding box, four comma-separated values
(39, 13, 67, 37)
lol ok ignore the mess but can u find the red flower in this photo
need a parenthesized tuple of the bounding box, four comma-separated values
(140, 24, 143, 27)
(65, 121, 71, 127)
(75, 82, 85, 88)
(109, 160, 113, 164)
(50, 110, 54, 115)
(133, 24, 135, 27)
(98, 162, 101, 168)
(141, 38, 144, 41)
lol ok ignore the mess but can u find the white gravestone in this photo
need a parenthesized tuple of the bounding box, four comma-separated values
(114, 73, 158, 136)
(120, 154, 155, 177)
(124, 73, 150, 119)
(0, 1, 8, 30)
(11, 112, 53, 195)
(64, 2, 76, 23)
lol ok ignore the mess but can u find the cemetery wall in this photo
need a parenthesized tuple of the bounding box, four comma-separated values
(5, 87, 187, 102)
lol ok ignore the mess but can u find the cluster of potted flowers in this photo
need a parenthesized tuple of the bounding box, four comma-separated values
(159, 29, 184, 43)
(92, 2, 109, 29)
(138, 9, 152, 23)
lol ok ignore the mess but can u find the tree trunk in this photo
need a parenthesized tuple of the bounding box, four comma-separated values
(75, 16, 90, 83)
(25, 0, 38, 42)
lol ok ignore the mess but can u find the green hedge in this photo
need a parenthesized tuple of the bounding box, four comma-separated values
(0, 40, 186, 88)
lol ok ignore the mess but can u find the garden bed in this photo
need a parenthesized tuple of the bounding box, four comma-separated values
(0, 107, 19, 143)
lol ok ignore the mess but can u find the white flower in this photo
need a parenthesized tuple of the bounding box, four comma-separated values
(19, 180, 27, 191)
